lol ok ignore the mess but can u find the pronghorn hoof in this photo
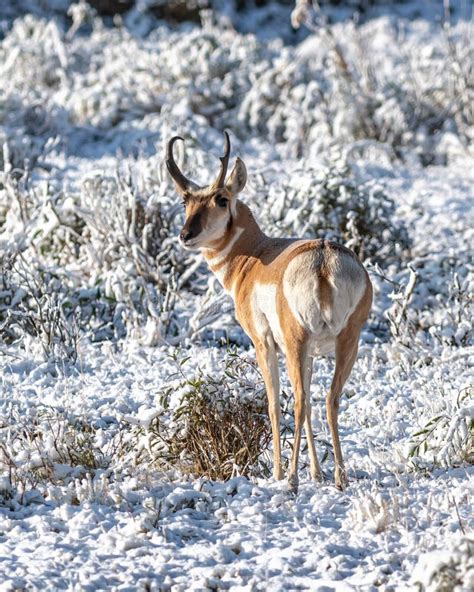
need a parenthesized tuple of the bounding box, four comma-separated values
(335, 471, 348, 491)
(288, 477, 299, 494)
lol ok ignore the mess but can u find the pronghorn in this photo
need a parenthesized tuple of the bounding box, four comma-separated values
(166, 132, 372, 492)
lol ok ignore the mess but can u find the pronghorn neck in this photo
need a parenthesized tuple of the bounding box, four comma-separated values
(203, 201, 266, 293)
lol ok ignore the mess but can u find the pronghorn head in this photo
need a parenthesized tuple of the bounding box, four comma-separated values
(166, 132, 247, 250)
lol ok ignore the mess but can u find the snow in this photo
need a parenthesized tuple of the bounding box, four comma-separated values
(1, 1, 473, 590)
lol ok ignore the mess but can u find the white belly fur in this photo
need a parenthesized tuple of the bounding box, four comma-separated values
(251, 283, 286, 352)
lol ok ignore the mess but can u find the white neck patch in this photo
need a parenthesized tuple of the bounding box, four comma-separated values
(206, 226, 245, 267)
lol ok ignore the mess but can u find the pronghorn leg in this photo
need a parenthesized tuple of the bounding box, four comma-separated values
(303, 356, 322, 481)
(254, 335, 282, 481)
(286, 343, 310, 493)
(327, 328, 360, 490)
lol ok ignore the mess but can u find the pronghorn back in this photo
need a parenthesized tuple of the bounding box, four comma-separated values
(203, 201, 370, 356)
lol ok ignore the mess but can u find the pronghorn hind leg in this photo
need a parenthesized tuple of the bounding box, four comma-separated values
(254, 334, 282, 481)
(286, 341, 310, 493)
(303, 356, 322, 481)
(327, 328, 360, 490)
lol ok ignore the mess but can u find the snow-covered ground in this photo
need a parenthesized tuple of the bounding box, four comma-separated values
(1, 1, 473, 590)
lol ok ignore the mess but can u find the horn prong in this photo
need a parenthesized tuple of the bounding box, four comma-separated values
(211, 131, 231, 190)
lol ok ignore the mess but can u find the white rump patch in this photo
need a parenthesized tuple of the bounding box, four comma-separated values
(282, 249, 367, 340)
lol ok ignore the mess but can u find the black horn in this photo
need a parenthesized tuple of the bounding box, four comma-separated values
(166, 136, 199, 194)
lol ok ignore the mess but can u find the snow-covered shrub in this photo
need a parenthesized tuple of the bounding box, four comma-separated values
(385, 252, 473, 349)
(0, 254, 80, 362)
(238, 15, 473, 163)
(412, 536, 474, 592)
(385, 264, 418, 345)
(0, 149, 207, 347)
(136, 350, 271, 479)
(71, 162, 223, 341)
(255, 158, 411, 264)
(407, 386, 473, 469)
(0, 405, 129, 506)
(428, 273, 474, 348)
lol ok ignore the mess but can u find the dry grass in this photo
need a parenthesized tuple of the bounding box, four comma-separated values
(139, 351, 272, 480)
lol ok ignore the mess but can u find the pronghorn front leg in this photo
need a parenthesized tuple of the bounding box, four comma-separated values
(253, 334, 283, 481)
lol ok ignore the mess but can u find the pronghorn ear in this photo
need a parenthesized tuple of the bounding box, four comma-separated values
(225, 158, 247, 196)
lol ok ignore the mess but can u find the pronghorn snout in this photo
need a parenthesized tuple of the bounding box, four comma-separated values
(179, 229, 192, 243)
(179, 228, 195, 243)
(179, 211, 203, 247)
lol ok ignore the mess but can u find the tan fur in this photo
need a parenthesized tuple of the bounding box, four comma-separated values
(170, 143, 372, 492)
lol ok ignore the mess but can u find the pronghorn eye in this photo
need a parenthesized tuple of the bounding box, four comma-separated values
(181, 201, 186, 209)
(216, 196, 228, 208)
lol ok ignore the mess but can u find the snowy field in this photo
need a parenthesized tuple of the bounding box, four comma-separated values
(0, 1, 473, 590)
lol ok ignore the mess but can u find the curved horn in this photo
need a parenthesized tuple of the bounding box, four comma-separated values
(210, 131, 231, 190)
(166, 136, 199, 194)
